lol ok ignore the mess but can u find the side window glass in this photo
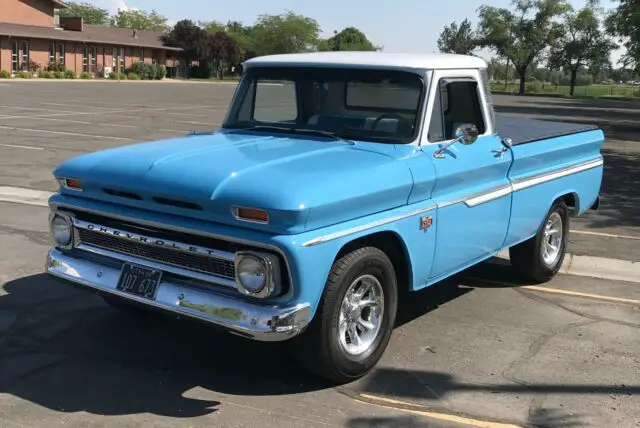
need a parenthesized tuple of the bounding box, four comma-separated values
(442, 80, 485, 139)
(253, 80, 297, 122)
(428, 81, 445, 142)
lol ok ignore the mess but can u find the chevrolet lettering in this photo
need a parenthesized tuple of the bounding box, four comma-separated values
(45, 52, 604, 384)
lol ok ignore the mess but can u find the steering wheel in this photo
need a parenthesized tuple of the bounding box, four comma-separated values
(370, 113, 413, 131)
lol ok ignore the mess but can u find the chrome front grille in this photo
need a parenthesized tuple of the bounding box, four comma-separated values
(58, 209, 291, 295)
(77, 228, 236, 279)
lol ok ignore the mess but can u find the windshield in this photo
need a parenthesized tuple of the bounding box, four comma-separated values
(222, 66, 425, 144)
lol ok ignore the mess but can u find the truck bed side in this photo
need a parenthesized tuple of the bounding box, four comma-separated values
(498, 115, 604, 248)
(495, 114, 599, 145)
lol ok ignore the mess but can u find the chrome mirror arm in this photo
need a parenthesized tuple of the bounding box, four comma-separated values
(433, 123, 479, 159)
(433, 137, 463, 159)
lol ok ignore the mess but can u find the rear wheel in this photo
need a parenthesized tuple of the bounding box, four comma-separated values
(292, 246, 398, 384)
(509, 200, 569, 283)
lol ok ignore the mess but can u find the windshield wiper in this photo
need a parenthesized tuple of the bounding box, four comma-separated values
(228, 125, 354, 145)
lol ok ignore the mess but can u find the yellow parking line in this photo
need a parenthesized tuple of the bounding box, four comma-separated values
(355, 393, 522, 428)
(521, 285, 640, 305)
(571, 229, 640, 240)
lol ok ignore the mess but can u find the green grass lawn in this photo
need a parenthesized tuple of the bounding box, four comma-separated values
(491, 82, 640, 98)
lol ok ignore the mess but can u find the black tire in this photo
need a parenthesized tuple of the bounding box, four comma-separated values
(292, 246, 398, 384)
(509, 200, 569, 283)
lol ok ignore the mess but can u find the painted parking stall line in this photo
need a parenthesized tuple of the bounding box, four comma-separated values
(0, 186, 52, 207)
(0, 125, 133, 141)
(353, 393, 522, 428)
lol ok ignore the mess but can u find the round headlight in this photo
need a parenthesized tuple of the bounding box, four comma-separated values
(236, 254, 267, 295)
(52, 214, 72, 247)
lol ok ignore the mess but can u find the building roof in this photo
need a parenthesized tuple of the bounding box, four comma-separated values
(52, 0, 68, 8)
(244, 52, 487, 70)
(0, 22, 181, 51)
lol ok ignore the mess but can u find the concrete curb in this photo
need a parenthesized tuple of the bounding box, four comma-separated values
(495, 251, 640, 284)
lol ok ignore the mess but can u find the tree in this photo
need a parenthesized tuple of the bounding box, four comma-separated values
(225, 21, 257, 61)
(437, 19, 476, 55)
(477, 0, 571, 95)
(318, 27, 379, 51)
(210, 32, 240, 79)
(250, 11, 321, 56)
(56, 1, 109, 25)
(606, 0, 640, 73)
(110, 9, 170, 32)
(548, 1, 615, 95)
(162, 20, 210, 66)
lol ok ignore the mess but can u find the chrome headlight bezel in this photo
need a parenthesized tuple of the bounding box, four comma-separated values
(234, 251, 281, 299)
(49, 211, 75, 249)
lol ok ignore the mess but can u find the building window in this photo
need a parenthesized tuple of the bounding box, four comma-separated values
(140, 48, 144, 62)
(21, 41, 29, 71)
(58, 43, 65, 67)
(90, 46, 97, 72)
(83, 46, 88, 72)
(49, 42, 55, 66)
(11, 40, 18, 72)
(112, 47, 125, 74)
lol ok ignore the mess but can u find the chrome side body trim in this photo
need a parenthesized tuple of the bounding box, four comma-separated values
(463, 184, 513, 207)
(49, 201, 295, 293)
(301, 204, 437, 247)
(46, 248, 310, 341)
(511, 157, 603, 192)
(301, 157, 603, 247)
(73, 218, 236, 262)
(75, 243, 238, 288)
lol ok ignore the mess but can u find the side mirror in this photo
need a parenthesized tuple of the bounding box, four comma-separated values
(454, 123, 479, 145)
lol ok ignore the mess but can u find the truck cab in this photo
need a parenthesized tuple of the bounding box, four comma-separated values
(46, 52, 604, 384)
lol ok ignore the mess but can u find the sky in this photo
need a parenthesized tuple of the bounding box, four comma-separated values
(93, 0, 625, 65)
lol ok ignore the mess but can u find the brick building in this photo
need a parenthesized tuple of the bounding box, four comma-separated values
(0, 0, 183, 76)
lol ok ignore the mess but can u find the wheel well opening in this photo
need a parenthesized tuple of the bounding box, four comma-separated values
(336, 232, 412, 291)
(560, 193, 579, 215)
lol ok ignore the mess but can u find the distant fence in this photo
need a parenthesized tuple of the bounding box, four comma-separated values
(491, 82, 640, 98)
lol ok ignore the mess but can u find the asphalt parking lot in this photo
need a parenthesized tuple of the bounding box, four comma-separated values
(0, 80, 638, 428)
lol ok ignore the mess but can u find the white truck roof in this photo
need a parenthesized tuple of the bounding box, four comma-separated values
(244, 51, 487, 70)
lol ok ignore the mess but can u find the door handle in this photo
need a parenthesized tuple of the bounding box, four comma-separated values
(492, 147, 509, 156)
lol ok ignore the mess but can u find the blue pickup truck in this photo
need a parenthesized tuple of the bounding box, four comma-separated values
(45, 52, 603, 383)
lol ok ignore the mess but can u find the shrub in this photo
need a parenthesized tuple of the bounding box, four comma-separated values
(16, 71, 31, 79)
(64, 70, 77, 79)
(154, 64, 166, 80)
(80, 71, 93, 80)
(39, 71, 53, 79)
(47, 61, 66, 72)
(0, 70, 10, 79)
(108, 70, 127, 79)
(53, 71, 65, 79)
(128, 62, 156, 80)
(126, 72, 141, 80)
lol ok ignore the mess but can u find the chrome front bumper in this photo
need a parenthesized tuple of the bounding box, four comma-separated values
(45, 248, 311, 341)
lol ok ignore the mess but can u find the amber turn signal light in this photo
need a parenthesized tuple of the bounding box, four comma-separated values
(233, 206, 269, 223)
(58, 177, 83, 191)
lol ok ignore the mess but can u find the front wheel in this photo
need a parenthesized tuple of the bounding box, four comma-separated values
(292, 246, 398, 384)
(509, 200, 569, 283)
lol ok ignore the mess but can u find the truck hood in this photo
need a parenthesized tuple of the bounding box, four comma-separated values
(53, 130, 415, 234)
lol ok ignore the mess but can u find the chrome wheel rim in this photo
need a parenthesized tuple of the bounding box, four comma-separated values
(338, 274, 385, 356)
(542, 212, 563, 266)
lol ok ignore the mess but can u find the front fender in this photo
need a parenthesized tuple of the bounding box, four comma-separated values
(274, 199, 437, 319)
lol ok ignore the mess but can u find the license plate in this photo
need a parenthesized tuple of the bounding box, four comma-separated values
(116, 263, 162, 300)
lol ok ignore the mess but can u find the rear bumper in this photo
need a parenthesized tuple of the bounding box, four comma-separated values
(45, 248, 311, 341)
